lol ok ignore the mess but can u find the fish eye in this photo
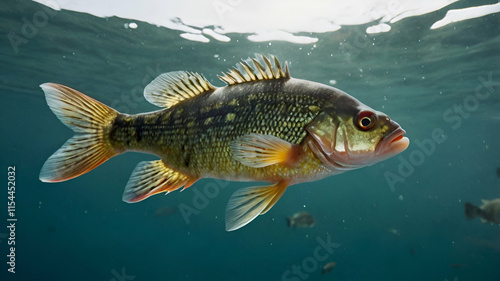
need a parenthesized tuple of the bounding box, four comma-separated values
(356, 111, 376, 131)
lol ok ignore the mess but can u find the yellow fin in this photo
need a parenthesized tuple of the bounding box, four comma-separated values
(225, 181, 288, 231)
(39, 83, 119, 182)
(144, 71, 215, 108)
(230, 134, 297, 168)
(122, 160, 194, 203)
(218, 54, 290, 86)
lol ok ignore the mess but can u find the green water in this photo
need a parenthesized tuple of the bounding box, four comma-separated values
(1, 0, 500, 280)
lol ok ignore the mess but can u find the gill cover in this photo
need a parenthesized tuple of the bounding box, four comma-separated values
(306, 112, 357, 171)
(306, 112, 337, 155)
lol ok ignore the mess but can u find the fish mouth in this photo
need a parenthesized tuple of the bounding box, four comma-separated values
(307, 119, 409, 172)
(376, 126, 409, 158)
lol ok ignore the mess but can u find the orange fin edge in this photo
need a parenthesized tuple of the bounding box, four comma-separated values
(230, 133, 299, 168)
(39, 83, 119, 182)
(225, 181, 288, 231)
(122, 160, 196, 203)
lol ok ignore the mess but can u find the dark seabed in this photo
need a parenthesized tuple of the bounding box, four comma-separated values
(1, 0, 500, 280)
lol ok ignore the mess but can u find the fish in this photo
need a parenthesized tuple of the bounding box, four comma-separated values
(287, 211, 315, 228)
(154, 206, 177, 218)
(465, 236, 500, 252)
(465, 199, 500, 224)
(39, 54, 409, 231)
(322, 262, 336, 274)
(409, 248, 416, 256)
(388, 228, 400, 236)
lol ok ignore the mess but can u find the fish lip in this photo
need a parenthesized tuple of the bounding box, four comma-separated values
(376, 127, 408, 156)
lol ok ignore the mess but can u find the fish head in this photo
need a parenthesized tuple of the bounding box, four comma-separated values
(306, 100, 409, 172)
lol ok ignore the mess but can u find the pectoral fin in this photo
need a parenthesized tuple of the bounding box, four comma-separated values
(225, 181, 288, 231)
(122, 160, 197, 203)
(230, 133, 298, 168)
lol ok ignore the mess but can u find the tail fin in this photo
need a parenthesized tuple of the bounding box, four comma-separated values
(39, 83, 120, 182)
(465, 202, 482, 220)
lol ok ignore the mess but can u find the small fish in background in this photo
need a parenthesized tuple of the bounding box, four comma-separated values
(154, 206, 177, 218)
(409, 248, 416, 256)
(388, 228, 400, 236)
(287, 211, 315, 228)
(322, 262, 336, 274)
(465, 236, 500, 252)
(465, 199, 500, 224)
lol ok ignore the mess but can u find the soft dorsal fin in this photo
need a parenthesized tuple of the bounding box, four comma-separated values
(218, 54, 290, 86)
(144, 71, 216, 108)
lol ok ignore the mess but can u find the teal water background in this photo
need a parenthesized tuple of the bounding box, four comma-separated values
(1, 0, 500, 280)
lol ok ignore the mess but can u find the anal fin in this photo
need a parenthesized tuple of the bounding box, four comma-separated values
(122, 160, 196, 203)
(225, 181, 288, 231)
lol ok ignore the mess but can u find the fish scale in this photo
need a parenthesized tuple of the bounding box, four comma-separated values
(109, 87, 326, 180)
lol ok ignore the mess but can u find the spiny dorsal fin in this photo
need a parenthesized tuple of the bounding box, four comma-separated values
(218, 54, 290, 86)
(144, 71, 216, 108)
